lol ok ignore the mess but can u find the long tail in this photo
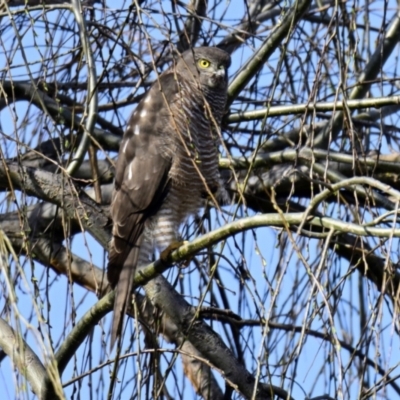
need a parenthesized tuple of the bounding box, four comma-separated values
(109, 237, 143, 350)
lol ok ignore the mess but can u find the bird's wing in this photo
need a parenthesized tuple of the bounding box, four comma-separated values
(108, 71, 180, 348)
(107, 71, 181, 283)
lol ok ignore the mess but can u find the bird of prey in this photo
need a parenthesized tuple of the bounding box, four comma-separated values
(108, 46, 231, 348)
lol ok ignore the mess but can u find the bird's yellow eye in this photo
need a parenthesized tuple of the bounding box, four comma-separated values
(198, 59, 210, 68)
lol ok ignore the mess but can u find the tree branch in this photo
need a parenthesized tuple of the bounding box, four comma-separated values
(177, 0, 208, 52)
(226, 95, 400, 123)
(0, 318, 47, 398)
(313, 10, 400, 148)
(227, 0, 312, 104)
(0, 162, 110, 247)
(0, 81, 121, 152)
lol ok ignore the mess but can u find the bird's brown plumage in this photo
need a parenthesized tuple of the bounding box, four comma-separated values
(108, 47, 231, 349)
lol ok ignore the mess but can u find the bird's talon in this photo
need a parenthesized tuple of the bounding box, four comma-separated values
(160, 240, 186, 263)
(181, 257, 192, 268)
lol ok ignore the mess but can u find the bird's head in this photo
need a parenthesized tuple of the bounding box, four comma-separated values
(178, 47, 231, 90)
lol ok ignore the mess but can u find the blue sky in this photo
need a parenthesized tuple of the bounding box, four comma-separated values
(1, 0, 400, 399)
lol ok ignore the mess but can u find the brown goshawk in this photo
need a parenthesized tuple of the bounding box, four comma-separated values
(108, 47, 231, 348)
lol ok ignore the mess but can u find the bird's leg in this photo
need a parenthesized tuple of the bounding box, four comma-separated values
(160, 240, 187, 264)
(155, 211, 191, 266)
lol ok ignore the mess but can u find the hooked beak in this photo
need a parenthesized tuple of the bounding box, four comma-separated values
(209, 68, 226, 87)
(215, 68, 225, 80)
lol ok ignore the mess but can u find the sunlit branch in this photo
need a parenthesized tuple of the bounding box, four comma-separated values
(0, 318, 47, 398)
(0, 163, 110, 247)
(226, 95, 400, 123)
(55, 294, 113, 375)
(219, 147, 400, 172)
(67, 0, 98, 176)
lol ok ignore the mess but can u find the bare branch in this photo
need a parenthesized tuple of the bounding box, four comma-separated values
(226, 95, 400, 123)
(0, 318, 47, 398)
(313, 10, 400, 148)
(227, 0, 312, 104)
(177, 0, 208, 52)
(0, 81, 121, 152)
(67, 0, 98, 175)
(0, 163, 110, 247)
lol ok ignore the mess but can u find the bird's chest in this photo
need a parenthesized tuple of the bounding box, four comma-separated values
(170, 122, 219, 188)
(166, 94, 221, 193)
